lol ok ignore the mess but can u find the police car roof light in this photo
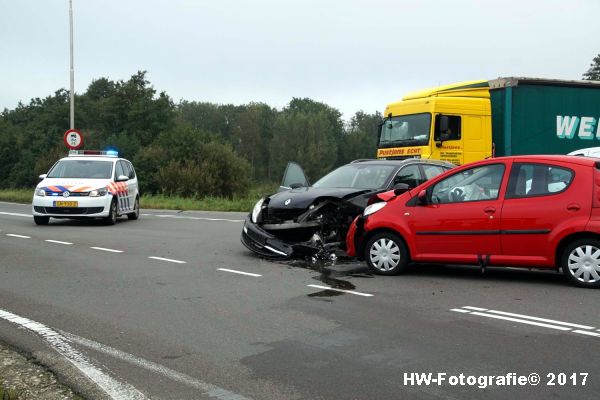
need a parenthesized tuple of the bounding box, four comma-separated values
(68, 150, 118, 157)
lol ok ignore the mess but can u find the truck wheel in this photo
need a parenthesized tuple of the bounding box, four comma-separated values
(105, 199, 118, 226)
(364, 232, 409, 275)
(562, 238, 600, 288)
(33, 216, 49, 225)
(128, 197, 140, 220)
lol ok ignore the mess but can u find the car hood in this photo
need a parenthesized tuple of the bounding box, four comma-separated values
(37, 178, 112, 193)
(267, 186, 374, 210)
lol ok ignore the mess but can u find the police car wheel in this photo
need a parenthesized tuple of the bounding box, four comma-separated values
(33, 216, 49, 225)
(128, 197, 140, 220)
(105, 200, 118, 225)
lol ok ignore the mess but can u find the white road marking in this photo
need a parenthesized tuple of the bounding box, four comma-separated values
(462, 306, 487, 311)
(6, 234, 31, 239)
(217, 268, 262, 277)
(574, 330, 600, 337)
(148, 256, 186, 264)
(307, 284, 374, 297)
(484, 309, 595, 330)
(45, 239, 73, 245)
(90, 247, 124, 253)
(0, 211, 31, 218)
(468, 311, 572, 331)
(63, 332, 251, 400)
(154, 214, 244, 223)
(450, 308, 471, 313)
(0, 308, 145, 400)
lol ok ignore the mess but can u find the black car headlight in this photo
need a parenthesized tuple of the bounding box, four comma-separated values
(251, 198, 265, 223)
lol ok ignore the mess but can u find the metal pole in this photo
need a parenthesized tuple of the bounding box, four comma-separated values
(69, 0, 74, 129)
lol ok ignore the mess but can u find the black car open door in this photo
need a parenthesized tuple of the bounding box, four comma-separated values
(279, 162, 310, 192)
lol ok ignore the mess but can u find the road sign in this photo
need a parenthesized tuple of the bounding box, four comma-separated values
(63, 129, 83, 149)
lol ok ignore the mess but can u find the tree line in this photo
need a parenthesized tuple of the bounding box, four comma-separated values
(0, 71, 380, 198)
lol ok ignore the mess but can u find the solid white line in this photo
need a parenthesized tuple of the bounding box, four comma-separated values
(155, 214, 244, 223)
(148, 256, 186, 264)
(6, 234, 31, 239)
(0, 308, 145, 400)
(217, 268, 262, 277)
(63, 332, 251, 400)
(462, 306, 487, 311)
(470, 311, 572, 331)
(90, 247, 123, 253)
(450, 308, 472, 313)
(484, 309, 595, 330)
(307, 284, 374, 297)
(0, 211, 30, 218)
(574, 330, 600, 337)
(45, 239, 73, 245)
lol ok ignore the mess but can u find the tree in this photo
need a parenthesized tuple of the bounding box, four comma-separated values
(583, 54, 600, 80)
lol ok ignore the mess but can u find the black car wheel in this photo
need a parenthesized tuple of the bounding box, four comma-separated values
(128, 197, 140, 220)
(562, 238, 600, 288)
(364, 232, 409, 275)
(105, 199, 118, 225)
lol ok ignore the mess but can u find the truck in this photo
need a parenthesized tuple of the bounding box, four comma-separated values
(376, 77, 600, 165)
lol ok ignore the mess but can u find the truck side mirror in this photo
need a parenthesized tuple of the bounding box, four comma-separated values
(434, 115, 450, 145)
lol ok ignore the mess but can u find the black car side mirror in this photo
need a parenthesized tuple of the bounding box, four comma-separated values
(290, 183, 304, 189)
(393, 183, 410, 196)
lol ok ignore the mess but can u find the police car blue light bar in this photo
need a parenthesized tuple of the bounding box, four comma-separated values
(68, 150, 118, 157)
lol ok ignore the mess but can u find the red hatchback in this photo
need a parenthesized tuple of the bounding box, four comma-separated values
(346, 155, 600, 288)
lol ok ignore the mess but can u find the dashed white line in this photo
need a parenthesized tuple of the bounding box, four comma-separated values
(217, 268, 262, 277)
(45, 239, 73, 245)
(148, 256, 186, 264)
(6, 234, 31, 239)
(0, 308, 145, 399)
(450, 308, 471, 313)
(0, 211, 31, 218)
(90, 247, 124, 253)
(574, 330, 600, 337)
(307, 284, 374, 297)
(485, 309, 595, 330)
(462, 306, 487, 311)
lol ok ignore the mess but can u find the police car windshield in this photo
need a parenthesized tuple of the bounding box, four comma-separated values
(47, 160, 113, 179)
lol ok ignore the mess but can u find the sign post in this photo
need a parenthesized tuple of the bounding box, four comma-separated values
(63, 129, 83, 150)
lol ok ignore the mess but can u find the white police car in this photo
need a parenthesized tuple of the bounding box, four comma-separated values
(32, 150, 140, 225)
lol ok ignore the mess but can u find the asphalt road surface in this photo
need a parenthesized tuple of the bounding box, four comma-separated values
(0, 201, 599, 400)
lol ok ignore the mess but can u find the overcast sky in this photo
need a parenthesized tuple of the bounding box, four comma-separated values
(1, 0, 599, 119)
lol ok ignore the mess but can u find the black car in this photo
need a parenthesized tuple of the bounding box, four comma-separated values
(241, 159, 454, 259)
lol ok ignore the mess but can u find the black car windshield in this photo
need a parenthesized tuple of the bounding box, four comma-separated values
(313, 165, 397, 190)
(47, 160, 113, 179)
(379, 113, 431, 147)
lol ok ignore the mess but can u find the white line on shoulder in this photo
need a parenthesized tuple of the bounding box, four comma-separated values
(0, 211, 31, 218)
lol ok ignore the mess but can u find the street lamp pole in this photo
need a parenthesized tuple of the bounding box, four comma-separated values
(69, 0, 74, 129)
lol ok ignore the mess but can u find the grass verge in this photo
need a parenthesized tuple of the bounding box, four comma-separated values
(0, 184, 277, 213)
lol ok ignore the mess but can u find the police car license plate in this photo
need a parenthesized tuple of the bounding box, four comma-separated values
(54, 201, 78, 207)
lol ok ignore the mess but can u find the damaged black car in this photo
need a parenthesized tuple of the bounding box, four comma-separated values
(241, 159, 454, 259)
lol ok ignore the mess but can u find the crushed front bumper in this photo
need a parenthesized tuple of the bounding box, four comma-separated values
(241, 216, 295, 258)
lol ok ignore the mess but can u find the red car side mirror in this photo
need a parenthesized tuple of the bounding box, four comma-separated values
(417, 189, 428, 205)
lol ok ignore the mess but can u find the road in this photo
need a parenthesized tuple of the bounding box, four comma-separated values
(0, 201, 599, 399)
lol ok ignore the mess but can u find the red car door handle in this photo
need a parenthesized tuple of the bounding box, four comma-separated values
(483, 207, 496, 214)
(567, 203, 581, 211)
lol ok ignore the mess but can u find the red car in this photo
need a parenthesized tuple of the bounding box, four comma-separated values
(346, 155, 600, 288)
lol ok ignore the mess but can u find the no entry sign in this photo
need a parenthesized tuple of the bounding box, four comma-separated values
(63, 129, 83, 149)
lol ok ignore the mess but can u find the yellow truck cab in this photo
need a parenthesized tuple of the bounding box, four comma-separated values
(377, 78, 600, 165)
(377, 80, 492, 165)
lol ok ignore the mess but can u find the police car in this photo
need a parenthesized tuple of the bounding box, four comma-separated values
(32, 150, 140, 225)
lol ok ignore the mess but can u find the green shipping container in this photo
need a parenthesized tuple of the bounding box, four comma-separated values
(490, 77, 600, 156)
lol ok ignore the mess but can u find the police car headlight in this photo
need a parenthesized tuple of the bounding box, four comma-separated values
(89, 187, 108, 197)
(364, 202, 387, 216)
(35, 188, 46, 197)
(251, 198, 265, 223)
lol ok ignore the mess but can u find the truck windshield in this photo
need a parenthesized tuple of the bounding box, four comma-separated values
(47, 160, 113, 179)
(379, 113, 431, 147)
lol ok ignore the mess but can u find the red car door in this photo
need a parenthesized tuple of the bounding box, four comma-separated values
(407, 162, 508, 264)
(498, 161, 591, 267)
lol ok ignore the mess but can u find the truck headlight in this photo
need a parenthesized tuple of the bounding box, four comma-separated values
(251, 198, 265, 223)
(35, 188, 46, 197)
(364, 202, 387, 216)
(89, 187, 108, 197)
